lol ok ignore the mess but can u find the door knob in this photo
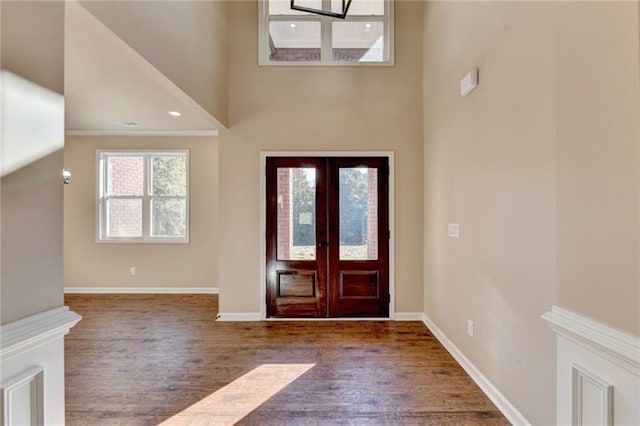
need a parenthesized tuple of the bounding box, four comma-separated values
(317, 241, 328, 248)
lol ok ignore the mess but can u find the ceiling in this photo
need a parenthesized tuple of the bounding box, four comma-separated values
(64, 2, 219, 134)
(270, 21, 384, 49)
(269, 0, 384, 16)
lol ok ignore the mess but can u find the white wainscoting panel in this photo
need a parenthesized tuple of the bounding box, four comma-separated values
(0, 306, 81, 425)
(1, 366, 44, 426)
(572, 364, 613, 425)
(543, 305, 640, 425)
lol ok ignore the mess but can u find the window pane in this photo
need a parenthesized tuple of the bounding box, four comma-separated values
(339, 168, 377, 260)
(270, 0, 322, 15)
(107, 198, 142, 237)
(277, 168, 316, 260)
(269, 21, 321, 62)
(151, 198, 187, 237)
(151, 155, 186, 196)
(107, 156, 143, 196)
(333, 0, 384, 16)
(333, 22, 384, 62)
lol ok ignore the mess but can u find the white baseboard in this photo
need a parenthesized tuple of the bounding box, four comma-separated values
(394, 312, 424, 321)
(422, 314, 530, 426)
(216, 312, 261, 321)
(64, 287, 219, 294)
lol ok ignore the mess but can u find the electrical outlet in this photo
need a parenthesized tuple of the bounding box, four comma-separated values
(448, 223, 461, 238)
(467, 319, 474, 337)
(130, 267, 136, 276)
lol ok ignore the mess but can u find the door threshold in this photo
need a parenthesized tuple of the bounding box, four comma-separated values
(265, 317, 390, 321)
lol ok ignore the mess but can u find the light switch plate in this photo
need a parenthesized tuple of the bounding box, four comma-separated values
(448, 223, 461, 238)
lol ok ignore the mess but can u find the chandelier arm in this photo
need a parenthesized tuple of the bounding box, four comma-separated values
(290, 0, 353, 19)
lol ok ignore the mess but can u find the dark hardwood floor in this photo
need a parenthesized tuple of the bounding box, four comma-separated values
(65, 294, 509, 425)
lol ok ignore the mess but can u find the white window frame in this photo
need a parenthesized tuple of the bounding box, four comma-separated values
(96, 149, 190, 244)
(258, 0, 394, 66)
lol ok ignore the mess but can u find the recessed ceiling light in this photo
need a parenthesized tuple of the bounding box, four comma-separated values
(365, 23, 372, 29)
(289, 23, 296, 29)
(168, 111, 182, 117)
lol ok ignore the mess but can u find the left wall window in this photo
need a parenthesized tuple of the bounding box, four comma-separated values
(97, 150, 189, 243)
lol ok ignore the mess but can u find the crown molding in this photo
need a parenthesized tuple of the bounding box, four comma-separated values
(542, 305, 640, 375)
(1, 307, 82, 361)
(65, 130, 219, 137)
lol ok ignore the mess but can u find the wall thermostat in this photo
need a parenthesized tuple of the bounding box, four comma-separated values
(460, 68, 479, 97)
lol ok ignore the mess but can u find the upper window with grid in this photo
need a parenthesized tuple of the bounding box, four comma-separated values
(258, 0, 394, 65)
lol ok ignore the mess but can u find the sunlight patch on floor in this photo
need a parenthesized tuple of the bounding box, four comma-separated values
(158, 363, 315, 426)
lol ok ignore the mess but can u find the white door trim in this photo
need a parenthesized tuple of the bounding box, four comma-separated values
(260, 151, 395, 320)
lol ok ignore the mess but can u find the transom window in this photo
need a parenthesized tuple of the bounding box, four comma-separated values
(97, 150, 189, 243)
(258, 0, 394, 65)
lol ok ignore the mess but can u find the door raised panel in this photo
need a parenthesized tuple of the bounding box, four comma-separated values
(340, 271, 379, 298)
(278, 270, 315, 297)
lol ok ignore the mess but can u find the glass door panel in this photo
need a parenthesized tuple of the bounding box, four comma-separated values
(339, 167, 378, 260)
(277, 167, 317, 260)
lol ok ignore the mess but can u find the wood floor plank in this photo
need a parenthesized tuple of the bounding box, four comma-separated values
(65, 294, 509, 425)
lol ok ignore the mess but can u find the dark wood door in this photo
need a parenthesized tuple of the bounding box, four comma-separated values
(266, 158, 328, 317)
(266, 157, 388, 318)
(328, 157, 389, 317)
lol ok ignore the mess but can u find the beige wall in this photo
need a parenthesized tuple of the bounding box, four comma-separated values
(64, 136, 218, 289)
(0, 1, 64, 94)
(2, 152, 65, 324)
(79, 1, 228, 126)
(423, 1, 639, 424)
(1, 1, 66, 324)
(218, 0, 424, 314)
(555, 1, 640, 336)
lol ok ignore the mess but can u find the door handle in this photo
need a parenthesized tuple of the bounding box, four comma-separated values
(317, 241, 328, 248)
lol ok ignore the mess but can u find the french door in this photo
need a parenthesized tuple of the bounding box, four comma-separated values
(266, 157, 389, 318)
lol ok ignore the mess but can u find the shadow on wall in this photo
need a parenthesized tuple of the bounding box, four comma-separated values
(1, 71, 65, 177)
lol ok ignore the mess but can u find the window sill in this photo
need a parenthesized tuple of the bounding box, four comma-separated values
(96, 238, 190, 244)
(258, 60, 395, 67)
